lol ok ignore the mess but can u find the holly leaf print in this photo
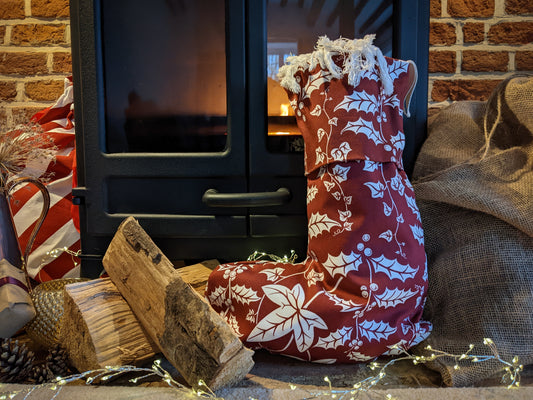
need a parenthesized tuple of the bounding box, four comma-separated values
(391, 131, 405, 153)
(323, 250, 362, 277)
(390, 171, 405, 195)
(310, 104, 322, 116)
(330, 142, 352, 162)
(324, 291, 365, 312)
(388, 59, 409, 80)
(374, 288, 418, 308)
(369, 255, 418, 282)
(331, 164, 350, 183)
(347, 350, 374, 362)
(383, 94, 400, 110)
(363, 159, 379, 172)
(308, 212, 342, 238)
(379, 230, 393, 242)
(333, 90, 379, 114)
(231, 284, 261, 305)
(328, 117, 338, 126)
(303, 70, 331, 99)
(247, 284, 328, 352)
(225, 314, 243, 337)
(383, 202, 392, 216)
(360, 68, 379, 83)
(246, 309, 257, 323)
(410, 224, 425, 246)
(405, 195, 421, 221)
(364, 181, 386, 198)
(260, 267, 285, 282)
(315, 326, 354, 350)
(344, 195, 352, 205)
(332, 191, 341, 201)
(341, 117, 385, 146)
(315, 147, 326, 165)
(307, 185, 318, 205)
(358, 320, 396, 342)
(317, 128, 327, 141)
(207, 285, 227, 308)
(385, 340, 409, 356)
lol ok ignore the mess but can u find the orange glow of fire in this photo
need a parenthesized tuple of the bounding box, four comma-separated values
(280, 103, 290, 116)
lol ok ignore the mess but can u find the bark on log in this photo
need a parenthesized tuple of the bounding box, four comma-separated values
(60, 259, 216, 372)
(102, 216, 254, 390)
(61, 278, 159, 372)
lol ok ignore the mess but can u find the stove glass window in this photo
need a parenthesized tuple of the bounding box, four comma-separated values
(101, 0, 227, 153)
(266, 0, 393, 152)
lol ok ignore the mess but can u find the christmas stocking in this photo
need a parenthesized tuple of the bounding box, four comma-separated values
(206, 35, 431, 363)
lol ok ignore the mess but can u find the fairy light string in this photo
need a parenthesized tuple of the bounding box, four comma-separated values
(247, 249, 298, 263)
(0, 339, 524, 400)
(6, 248, 523, 398)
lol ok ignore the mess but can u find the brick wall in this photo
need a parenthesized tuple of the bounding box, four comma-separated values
(429, 0, 533, 110)
(0, 0, 71, 130)
(1, 0, 532, 129)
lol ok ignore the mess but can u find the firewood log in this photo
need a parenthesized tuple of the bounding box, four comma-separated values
(102, 216, 254, 390)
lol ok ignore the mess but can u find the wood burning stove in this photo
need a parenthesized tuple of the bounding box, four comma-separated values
(70, 0, 429, 277)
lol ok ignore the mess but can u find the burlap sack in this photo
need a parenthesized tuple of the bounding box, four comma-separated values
(412, 75, 533, 386)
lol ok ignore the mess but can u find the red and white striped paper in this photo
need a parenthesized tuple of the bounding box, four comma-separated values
(10, 77, 80, 282)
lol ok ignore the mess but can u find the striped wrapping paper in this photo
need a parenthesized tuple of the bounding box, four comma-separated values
(9, 77, 80, 282)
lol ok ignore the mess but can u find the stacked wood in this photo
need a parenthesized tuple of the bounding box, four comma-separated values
(61, 260, 218, 372)
(102, 217, 254, 390)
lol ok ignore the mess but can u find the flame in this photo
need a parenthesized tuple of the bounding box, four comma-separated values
(280, 103, 290, 116)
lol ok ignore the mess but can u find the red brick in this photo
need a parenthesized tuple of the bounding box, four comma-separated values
(448, 0, 495, 17)
(52, 52, 72, 73)
(0, 0, 25, 19)
(515, 51, 533, 71)
(25, 80, 65, 101)
(31, 0, 69, 18)
(431, 81, 452, 102)
(11, 24, 67, 46)
(429, 51, 457, 73)
(0, 81, 17, 101)
(0, 52, 48, 75)
(488, 22, 533, 44)
(463, 22, 485, 43)
(430, 22, 457, 46)
(462, 50, 508, 72)
(431, 79, 502, 102)
(431, 0, 442, 17)
(505, 0, 533, 14)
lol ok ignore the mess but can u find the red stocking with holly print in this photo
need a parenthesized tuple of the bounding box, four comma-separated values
(206, 35, 431, 363)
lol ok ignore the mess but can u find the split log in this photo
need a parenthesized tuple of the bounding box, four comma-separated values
(61, 277, 159, 372)
(102, 216, 254, 390)
(60, 260, 216, 372)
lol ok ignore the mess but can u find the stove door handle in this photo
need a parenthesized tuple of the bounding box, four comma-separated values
(202, 188, 291, 207)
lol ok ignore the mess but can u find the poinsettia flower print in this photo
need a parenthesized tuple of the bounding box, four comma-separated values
(247, 284, 328, 352)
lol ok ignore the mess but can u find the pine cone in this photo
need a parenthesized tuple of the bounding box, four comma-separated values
(0, 339, 35, 383)
(28, 361, 54, 384)
(46, 345, 74, 377)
